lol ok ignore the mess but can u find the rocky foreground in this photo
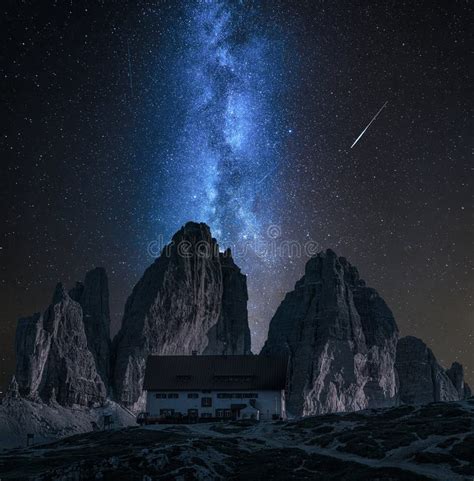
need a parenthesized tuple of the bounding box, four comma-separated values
(0, 393, 135, 450)
(1, 399, 473, 481)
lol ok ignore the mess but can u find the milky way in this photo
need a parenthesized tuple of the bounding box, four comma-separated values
(150, 1, 290, 345)
(158, 2, 284, 246)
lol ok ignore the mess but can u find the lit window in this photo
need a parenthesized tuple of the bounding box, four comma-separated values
(160, 409, 174, 417)
(213, 375, 255, 383)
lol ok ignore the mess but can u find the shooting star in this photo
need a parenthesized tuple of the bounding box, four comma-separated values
(257, 165, 278, 184)
(351, 101, 388, 149)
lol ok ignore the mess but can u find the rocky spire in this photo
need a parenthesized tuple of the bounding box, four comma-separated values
(446, 362, 466, 400)
(5, 376, 19, 400)
(396, 337, 465, 404)
(112, 222, 251, 410)
(15, 280, 108, 407)
(203, 248, 251, 355)
(261, 249, 399, 416)
(15, 312, 50, 399)
(69, 267, 111, 387)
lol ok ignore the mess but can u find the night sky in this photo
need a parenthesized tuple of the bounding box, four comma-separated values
(1, 1, 472, 392)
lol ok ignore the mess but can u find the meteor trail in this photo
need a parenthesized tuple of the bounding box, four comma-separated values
(257, 165, 278, 184)
(351, 101, 388, 149)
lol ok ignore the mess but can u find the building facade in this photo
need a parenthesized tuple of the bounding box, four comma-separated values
(143, 355, 287, 421)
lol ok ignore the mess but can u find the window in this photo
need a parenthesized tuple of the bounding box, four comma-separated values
(201, 397, 212, 407)
(213, 375, 255, 383)
(187, 393, 199, 399)
(160, 409, 174, 417)
(224, 409, 232, 418)
(167, 393, 179, 399)
(217, 393, 258, 399)
(188, 409, 198, 417)
(215, 409, 224, 418)
(155, 393, 167, 399)
(201, 412, 212, 418)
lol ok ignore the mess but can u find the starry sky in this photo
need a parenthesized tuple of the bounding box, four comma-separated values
(1, 0, 472, 392)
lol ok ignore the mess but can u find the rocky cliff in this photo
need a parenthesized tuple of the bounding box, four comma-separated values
(203, 249, 251, 355)
(395, 336, 467, 404)
(69, 268, 111, 388)
(261, 249, 399, 416)
(13, 232, 470, 416)
(446, 361, 471, 399)
(15, 283, 107, 406)
(112, 222, 251, 409)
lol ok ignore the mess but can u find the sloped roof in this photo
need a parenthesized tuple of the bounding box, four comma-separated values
(143, 355, 288, 391)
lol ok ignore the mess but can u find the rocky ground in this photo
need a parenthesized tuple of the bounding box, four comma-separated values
(1, 399, 473, 481)
(0, 396, 135, 449)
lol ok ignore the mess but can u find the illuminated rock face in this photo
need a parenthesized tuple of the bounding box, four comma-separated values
(14, 222, 251, 412)
(112, 222, 251, 411)
(261, 249, 399, 417)
(15, 283, 107, 407)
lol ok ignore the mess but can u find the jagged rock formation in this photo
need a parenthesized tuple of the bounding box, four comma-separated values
(446, 361, 471, 399)
(13, 228, 470, 418)
(15, 313, 51, 399)
(4, 376, 20, 402)
(15, 282, 107, 407)
(396, 336, 466, 404)
(261, 249, 399, 417)
(112, 222, 251, 409)
(203, 249, 251, 355)
(69, 268, 111, 388)
(465, 383, 472, 398)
